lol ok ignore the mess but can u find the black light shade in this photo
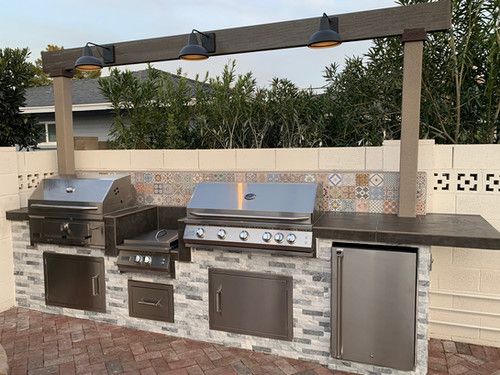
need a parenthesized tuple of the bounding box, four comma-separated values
(75, 43, 115, 72)
(308, 13, 342, 48)
(179, 30, 216, 61)
(75, 45, 103, 71)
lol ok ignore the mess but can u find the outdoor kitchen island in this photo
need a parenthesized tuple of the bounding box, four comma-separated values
(8, 179, 500, 375)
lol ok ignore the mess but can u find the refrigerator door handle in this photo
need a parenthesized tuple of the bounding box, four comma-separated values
(335, 248, 344, 358)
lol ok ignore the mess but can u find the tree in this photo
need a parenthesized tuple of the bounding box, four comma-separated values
(0, 48, 41, 149)
(323, 0, 500, 145)
(31, 45, 101, 87)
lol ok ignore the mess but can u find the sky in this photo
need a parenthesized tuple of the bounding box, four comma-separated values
(0, 0, 396, 88)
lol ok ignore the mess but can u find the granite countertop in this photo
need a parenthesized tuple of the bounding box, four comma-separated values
(313, 212, 500, 250)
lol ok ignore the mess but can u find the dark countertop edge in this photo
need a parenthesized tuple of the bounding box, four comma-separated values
(8, 207, 500, 250)
(6, 207, 29, 221)
(313, 212, 500, 250)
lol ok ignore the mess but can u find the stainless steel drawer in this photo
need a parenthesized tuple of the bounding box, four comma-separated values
(128, 280, 174, 323)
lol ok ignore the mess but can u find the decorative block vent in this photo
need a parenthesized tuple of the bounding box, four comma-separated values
(18, 172, 56, 191)
(431, 171, 500, 194)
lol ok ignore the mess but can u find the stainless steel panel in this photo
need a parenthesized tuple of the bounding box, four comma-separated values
(128, 280, 174, 323)
(43, 252, 106, 312)
(28, 174, 135, 216)
(332, 244, 417, 371)
(184, 224, 313, 250)
(209, 268, 293, 341)
(187, 183, 317, 222)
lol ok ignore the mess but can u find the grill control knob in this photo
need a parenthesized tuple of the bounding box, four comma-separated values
(239, 230, 249, 241)
(262, 232, 272, 242)
(144, 256, 152, 265)
(134, 255, 143, 264)
(286, 233, 297, 244)
(217, 229, 227, 239)
(196, 228, 205, 238)
(274, 233, 284, 243)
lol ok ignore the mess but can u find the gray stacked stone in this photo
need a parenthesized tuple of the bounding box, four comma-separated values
(11, 222, 430, 375)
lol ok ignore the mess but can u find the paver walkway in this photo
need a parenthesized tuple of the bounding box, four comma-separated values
(1, 308, 499, 375)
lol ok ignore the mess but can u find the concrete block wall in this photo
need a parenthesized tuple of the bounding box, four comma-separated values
(423, 145, 500, 347)
(4, 142, 500, 348)
(0, 148, 20, 311)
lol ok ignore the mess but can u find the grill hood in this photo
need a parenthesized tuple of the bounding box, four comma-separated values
(187, 182, 318, 224)
(28, 174, 136, 218)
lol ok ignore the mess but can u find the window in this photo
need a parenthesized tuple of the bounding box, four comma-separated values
(37, 122, 57, 148)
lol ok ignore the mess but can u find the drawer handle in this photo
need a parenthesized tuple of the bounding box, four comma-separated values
(215, 286, 222, 313)
(91, 275, 99, 296)
(138, 298, 162, 307)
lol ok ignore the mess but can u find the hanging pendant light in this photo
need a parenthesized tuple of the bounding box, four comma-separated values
(74, 42, 115, 72)
(308, 13, 342, 49)
(179, 29, 216, 61)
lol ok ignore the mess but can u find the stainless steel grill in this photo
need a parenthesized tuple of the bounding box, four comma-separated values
(28, 174, 136, 248)
(183, 182, 318, 256)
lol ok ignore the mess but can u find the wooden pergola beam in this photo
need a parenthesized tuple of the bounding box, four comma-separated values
(42, 0, 450, 75)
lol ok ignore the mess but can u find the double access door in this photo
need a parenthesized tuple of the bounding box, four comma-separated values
(209, 268, 293, 341)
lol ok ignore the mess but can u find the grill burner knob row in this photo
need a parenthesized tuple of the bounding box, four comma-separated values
(274, 233, 284, 243)
(286, 233, 297, 244)
(239, 230, 249, 241)
(196, 228, 205, 238)
(262, 232, 272, 242)
(217, 229, 226, 239)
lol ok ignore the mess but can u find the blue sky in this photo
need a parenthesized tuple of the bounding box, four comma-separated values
(1, 0, 396, 88)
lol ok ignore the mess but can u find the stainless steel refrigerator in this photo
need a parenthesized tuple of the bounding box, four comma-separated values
(331, 243, 417, 371)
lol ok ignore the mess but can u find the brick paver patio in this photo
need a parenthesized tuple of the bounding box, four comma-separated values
(1, 308, 499, 375)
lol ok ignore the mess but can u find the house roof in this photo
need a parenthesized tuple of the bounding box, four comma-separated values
(22, 70, 201, 113)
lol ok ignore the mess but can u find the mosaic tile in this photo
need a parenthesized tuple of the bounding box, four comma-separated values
(383, 200, 398, 214)
(369, 200, 384, 213)
(267, 173, 281, 182)
(369, 173, 384, 187)
(384, 186, 399, 201)
(355, 199, 369, 213)
(326, 187, 343, 199)
(130, 170, 427, 214)
(341, 173, 356, 186)
(355, 186, 369, 199)
(341, 199, 356, 212)
(328, 173, 342, 186)
(304, 174, 316, 183)
(340, 186, 355, 199)
(384, 173, 399, 187)
(144, 173, 154, 183)
(369, 186, 384, 200)
(327, 198, 342, 211)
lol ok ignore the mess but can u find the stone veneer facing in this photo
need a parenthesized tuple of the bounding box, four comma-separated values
(11, 222, 430, 375)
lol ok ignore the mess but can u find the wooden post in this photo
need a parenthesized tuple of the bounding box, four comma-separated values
(398, 29, 426, 218)
(52, 73, 75, 175)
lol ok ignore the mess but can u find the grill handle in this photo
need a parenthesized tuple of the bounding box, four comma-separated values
(190, 211, 310, 222)
(30, 204, 99, 211)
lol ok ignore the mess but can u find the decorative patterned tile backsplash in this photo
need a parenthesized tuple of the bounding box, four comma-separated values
(131, 171, 427, 215)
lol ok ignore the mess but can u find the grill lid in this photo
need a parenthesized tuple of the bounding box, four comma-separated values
(187, 182, 318, 223)
(28, 174, 135, 216)
(30, 176, 119, 203)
